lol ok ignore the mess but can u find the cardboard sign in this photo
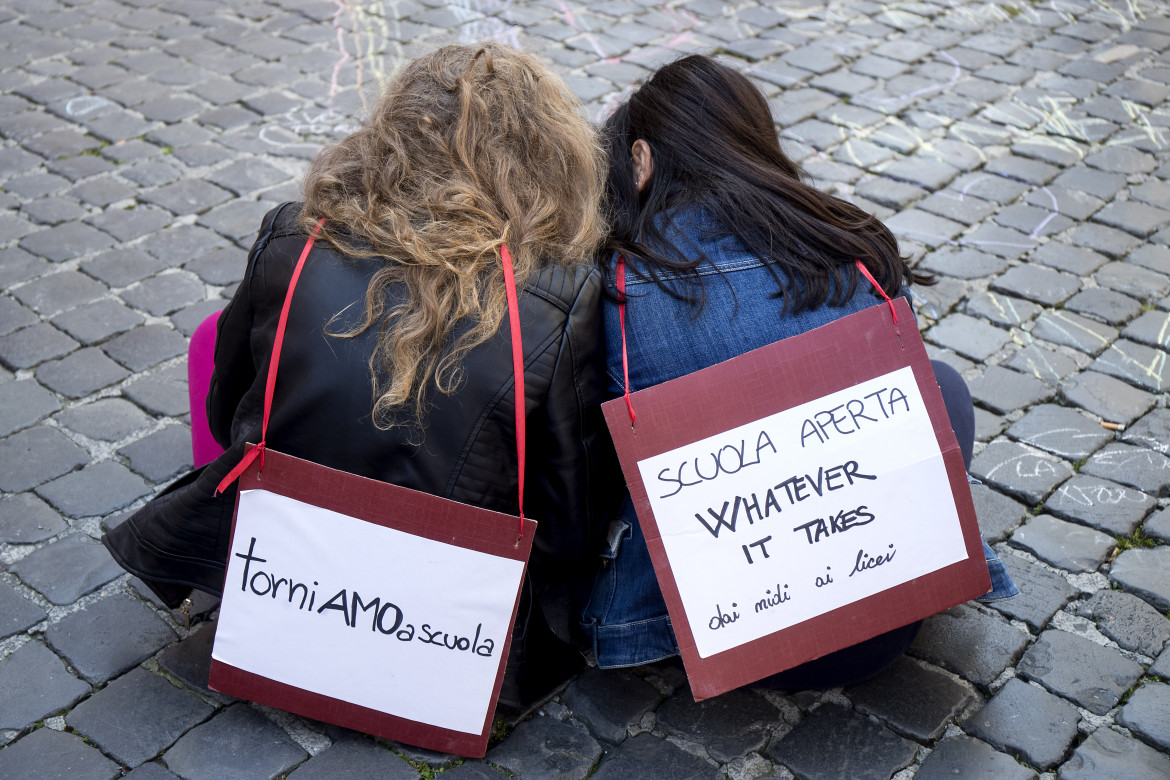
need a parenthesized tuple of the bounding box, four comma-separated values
(209, 448, 535, 757)
(603, 298, 988, 699)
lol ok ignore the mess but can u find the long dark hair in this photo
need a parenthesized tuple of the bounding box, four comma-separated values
(604, 55, 931, 313)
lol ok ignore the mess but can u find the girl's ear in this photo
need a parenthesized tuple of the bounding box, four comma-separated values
(631, 139, 654, 193)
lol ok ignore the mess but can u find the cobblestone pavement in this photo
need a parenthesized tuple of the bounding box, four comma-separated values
(2, 0, 1170, 777)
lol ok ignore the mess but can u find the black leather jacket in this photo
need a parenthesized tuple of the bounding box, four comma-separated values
(104, 204, 618, 631)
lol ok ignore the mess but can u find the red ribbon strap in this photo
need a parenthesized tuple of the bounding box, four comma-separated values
(215, 219, 326, 496)
(615, 255, 636, 427)
(500, 245, 527, 534)
(215, 221, 528, 540)
(854, 259, 897, 325)
(612, 257, 901, 435)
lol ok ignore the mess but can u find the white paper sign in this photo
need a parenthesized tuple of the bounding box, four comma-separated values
(213, 489, 525, 734)
(636, 366, 967, 658)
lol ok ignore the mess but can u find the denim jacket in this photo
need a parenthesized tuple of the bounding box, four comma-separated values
(580, 206, 1016, 669)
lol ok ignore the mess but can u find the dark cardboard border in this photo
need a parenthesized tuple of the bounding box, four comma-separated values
(209, 448, 536, 757)
(603, 299, 989, 700)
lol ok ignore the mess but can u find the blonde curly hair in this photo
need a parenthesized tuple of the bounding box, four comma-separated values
(300, 43, 606, 428)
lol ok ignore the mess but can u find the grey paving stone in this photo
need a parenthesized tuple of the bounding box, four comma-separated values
(987, 554, 1078, 632)
(915, 734, 1035, 780)
(184, 245, 247, 286)
(0, 322, 79, 370)
(50, 299, 144, 346)
(1153, 646, 1170, 679)
(1123, 409, 1170, 457)
(0, 580, 46, 639)
(1078, 590, 1170, 658)
(1090, 340, 1169, 394)
(121, 273, 206, 317)
(1080, 442, 1170, 498)
(206, 158, 290, 196)
(990, 265, 1081, 307)
(0, 378, 60, 436)
(1064, 287, 1143, 326)
(963, 678, 1079, 770)
(118, 424, 191, 482)
(66, 666, 214, 768)
(138, 225, 228, 262)
(198, 199, 273, 242)
(1019, 628, 1144, 715)
(1148, 507, 1170, 544)
(591, 733, 715, 779)
(1027, 187, 1105, 224)
(19, 221, 115, 262)
(0, 247, 49, 290)
(54, 397, 154, 442)
(1059, 725, 1170, 780)
(137, 96, 203, 123)
(655, 686, 777, 762)
(1005, 344, 1083, 387)
(1095, 201, 1170, 238)
(45, 593, 176, 684)
(847, 655, 976, 742)
(1118, 682, 1170, 752)
(1007, 404, 1112, 461)
(969, 366, 1055, 416)
(435, 762, 507, 779)
(86, 204, 175, 243)
(970, 484, 1027, 543)
(0, 492, 66, 543)
(882, 157, 961, 190)
(970, 440, 1073, 505)
(102, 325, 188, 371)
(883, 209, 964, 248)
(768, 702, 916, 780)
(854, 178, 926, 210)
(11, 532, 124, 606)
(965, 291, 1039, 326)
(81, 247, 172, 288)
(927, 314, 1010, 362)
(1063, 223, 1142, 260)
(917, 192, 998, 226)
(769, 88, 839, 126)
(156, 620, 217, 694)
(1095, 262, 1170, 301)
(1111, 547, 1170, 613)
(120, 160, 182, 188)
(23, 196, 87, 226)
(0, 726, 119, 780)
(0, 641, 91, 731)
(37, 459, 151, 517)
(484, 715, 602, 779)
(1123, 310, 1170, 350)
(1031, 310, 1118, 356)
(287, 735, 417, 779)
(6, 172, 72, 200)
(123, 363, 189, 417)
(1008, 513, 1114, 572)
(0, 426, 87, 492)
(171, 299, 225, 338)
(36, 347, 130, 398)
(562, 668, 661, 744)
(49, 155, 117, 185)
(139, 179, 232, 216)
(1060, 371, 1155, 425)
(163, 703, 309, 780)
(1043, 474, 1155, 536)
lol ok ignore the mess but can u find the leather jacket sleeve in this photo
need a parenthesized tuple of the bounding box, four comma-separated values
(525, 268, 622, 582)
(206, 204, 289, 447)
